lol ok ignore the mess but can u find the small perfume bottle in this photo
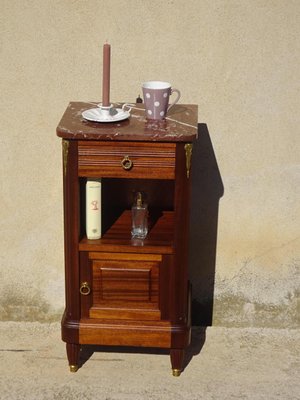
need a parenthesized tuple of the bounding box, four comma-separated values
(131, 192, 148, 239)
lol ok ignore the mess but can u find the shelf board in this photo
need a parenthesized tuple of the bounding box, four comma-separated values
(79, 210, 175, 254)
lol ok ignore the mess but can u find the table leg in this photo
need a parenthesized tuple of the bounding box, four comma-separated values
(66, 343, 80, 372)
(170, 348, 185, 376)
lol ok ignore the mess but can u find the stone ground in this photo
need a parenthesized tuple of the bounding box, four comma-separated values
(0, 322, 299, 400)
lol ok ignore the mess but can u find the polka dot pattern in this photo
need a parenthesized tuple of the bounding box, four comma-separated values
(142, 88, 171, 119)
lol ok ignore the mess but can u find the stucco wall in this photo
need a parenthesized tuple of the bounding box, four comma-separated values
(1, 0, 299, 327)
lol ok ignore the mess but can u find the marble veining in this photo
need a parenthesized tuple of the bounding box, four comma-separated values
(57, 102, 198, 142)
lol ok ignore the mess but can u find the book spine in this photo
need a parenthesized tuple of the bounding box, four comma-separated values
(86, 179, 101, 239)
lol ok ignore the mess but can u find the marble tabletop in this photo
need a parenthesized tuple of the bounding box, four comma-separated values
(56, 102, 198, 142)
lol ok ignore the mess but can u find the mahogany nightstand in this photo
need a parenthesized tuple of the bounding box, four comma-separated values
(56, 102, 198, 376)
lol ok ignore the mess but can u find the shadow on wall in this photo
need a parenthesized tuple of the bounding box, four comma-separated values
(190, 123, 224, 326)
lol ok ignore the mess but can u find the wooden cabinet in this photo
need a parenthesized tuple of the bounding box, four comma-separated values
(57, 102, 198, 376)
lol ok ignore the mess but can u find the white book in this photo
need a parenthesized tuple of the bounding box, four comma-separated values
(86, 179, 101, 239)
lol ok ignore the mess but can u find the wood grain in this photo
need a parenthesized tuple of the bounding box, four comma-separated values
(78, 141, 175, 179)
(79, 319, 172, 348)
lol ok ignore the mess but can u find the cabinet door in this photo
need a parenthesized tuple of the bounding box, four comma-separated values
(80, 252, 165, 321)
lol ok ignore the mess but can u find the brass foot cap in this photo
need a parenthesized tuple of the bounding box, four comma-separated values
(172, 369, 181, 377)
(69, 365, 79, 373)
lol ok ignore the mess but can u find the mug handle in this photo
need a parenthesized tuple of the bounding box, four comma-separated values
(167, 88, 181, 112)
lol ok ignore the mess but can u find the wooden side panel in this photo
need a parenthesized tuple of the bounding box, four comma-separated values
(61, 139, 80, 344)
(170, 142, 192, 348)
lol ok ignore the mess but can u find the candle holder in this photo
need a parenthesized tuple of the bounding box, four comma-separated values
(98, 103, 117, 118)
(82, 103, 132, 123)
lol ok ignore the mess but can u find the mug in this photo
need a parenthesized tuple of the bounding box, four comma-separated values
(142, 81, 181, 120)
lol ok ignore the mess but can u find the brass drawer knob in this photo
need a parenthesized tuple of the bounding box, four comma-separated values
(121, 155, 133, 170)
(79, 282, 91, 296)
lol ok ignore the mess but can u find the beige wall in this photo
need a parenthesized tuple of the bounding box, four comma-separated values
(1, 0, 299, 326)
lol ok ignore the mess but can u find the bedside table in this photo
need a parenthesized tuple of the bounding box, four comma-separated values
(56, 102, 198, 376)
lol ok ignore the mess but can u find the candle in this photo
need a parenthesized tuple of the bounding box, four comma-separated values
(102, 43, 111, 107)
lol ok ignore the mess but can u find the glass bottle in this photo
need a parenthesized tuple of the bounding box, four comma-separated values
(131, 192, 148, 239)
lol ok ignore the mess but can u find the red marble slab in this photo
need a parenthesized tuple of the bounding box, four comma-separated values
(56, 102, 198, 142)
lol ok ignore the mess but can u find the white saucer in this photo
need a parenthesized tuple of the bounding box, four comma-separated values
(82, 107, 130, 123)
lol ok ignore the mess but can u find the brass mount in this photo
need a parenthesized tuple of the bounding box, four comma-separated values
(184, 143, 193, 179)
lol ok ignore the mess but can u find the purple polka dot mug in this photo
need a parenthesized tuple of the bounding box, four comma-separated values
(142, 81, 181, 120)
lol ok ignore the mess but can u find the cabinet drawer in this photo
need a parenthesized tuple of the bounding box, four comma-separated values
(78, 141, 176, 179)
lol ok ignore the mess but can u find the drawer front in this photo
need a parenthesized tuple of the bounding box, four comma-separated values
(78, 141, 176, 179)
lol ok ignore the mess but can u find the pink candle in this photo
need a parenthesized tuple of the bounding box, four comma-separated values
(102, 43, 111, 107)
